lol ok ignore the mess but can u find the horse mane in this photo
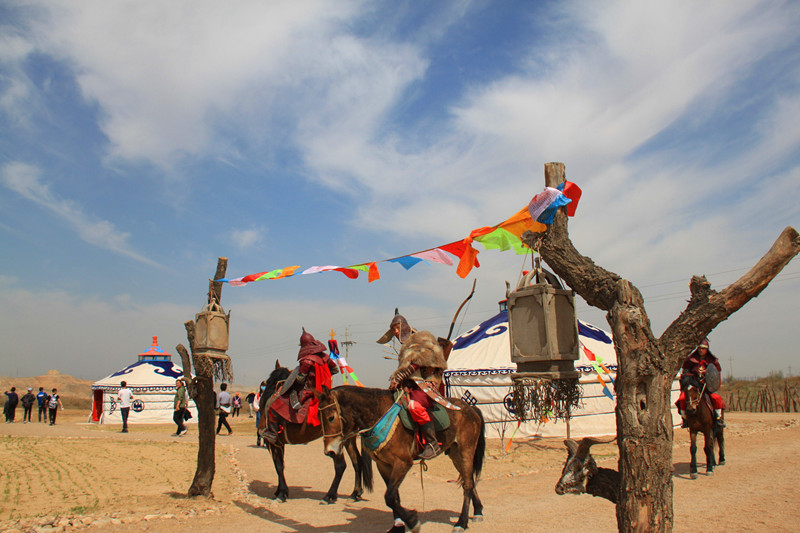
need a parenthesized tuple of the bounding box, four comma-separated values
(260, 364, 290, 410)
(333, 386, 395, 428)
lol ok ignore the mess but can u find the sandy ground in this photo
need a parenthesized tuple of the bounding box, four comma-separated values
(2, 411, 799, 532)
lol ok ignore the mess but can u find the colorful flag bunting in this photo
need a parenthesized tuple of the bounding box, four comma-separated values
(216, 185, 577, 286)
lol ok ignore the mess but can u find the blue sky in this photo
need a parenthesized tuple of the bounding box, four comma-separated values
(1, 0, 798, 386)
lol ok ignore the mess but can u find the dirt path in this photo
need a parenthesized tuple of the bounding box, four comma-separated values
(2, 412, 799, 532)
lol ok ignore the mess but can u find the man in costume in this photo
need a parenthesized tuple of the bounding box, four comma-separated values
(264, 328, 338, 444)
(377, 310, 451, 460)
(676, 338, 726, 428)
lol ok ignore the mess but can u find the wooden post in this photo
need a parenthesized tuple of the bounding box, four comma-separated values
(177, 257, 229, 497)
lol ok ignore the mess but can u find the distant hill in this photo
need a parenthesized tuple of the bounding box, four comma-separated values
(1, 370, 93, 409)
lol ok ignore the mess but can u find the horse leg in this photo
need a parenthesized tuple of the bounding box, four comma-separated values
(446, 444, 475, 532)
(322, 452, 347, 504)
(689, 430, 698, 479)
(703, 429, 716, 474)
(716, 426, 726, 466)
(343, 438, 369, 501)
(376, 459, 418, 533)
(269, 443, 289, 502)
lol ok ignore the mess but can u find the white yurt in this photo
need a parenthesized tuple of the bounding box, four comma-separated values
(444, 308, 681, 439)
(91, 336, 197, 424)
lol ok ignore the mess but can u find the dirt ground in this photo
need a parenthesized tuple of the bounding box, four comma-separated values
(2, 411, 799, 532)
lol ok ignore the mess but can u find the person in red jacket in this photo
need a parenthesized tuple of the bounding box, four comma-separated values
(676, 338, 726, 428)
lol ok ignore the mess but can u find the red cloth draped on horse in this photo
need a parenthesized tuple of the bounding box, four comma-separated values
(268, 329, 338, 427)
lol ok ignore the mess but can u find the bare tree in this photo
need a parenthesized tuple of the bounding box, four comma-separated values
(177, 257, 233, 497)
(539, 162, 799, 532)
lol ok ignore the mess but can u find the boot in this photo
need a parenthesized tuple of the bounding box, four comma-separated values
(262, 418, 282, 444)
(715, 409, 726, 428)
(418, 422, 441, 460)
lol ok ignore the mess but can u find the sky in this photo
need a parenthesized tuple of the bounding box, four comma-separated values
(1, 0, 798, 387)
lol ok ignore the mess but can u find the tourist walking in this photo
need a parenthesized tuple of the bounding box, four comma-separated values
(4, 387, 19, 423)
(172, 379, 188, 436)
(117, 381, 133, 433)
(255, 381, 266, 447)
(48, 388, 63, 425)
(245, 390, 256, 418)
(21, 387, 36, 423)
(36, 387, 48, 423)
(232, 392, 242, 417)
(216, 383, 233, 435)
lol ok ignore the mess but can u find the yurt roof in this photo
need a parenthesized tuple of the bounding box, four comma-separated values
(93, 336, 187, 391)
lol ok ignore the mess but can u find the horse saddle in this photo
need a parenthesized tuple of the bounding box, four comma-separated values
(269, 390, 312, 425)
(395, 391, 451, 432)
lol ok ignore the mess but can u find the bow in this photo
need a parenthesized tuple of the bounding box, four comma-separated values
(447, 278, 477, 341)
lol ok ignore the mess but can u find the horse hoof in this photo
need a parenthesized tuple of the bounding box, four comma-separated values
(273, 494, 287, 503)
(350, 493, 363, 502)
(322, 495, 337, 505)
(706, 470, 714, 476)
(453, 527, 466, 532)
(471, 515, 484, 523)
(410, 523, 422, 533)
(690, 473, 698, 480)
(718, 460, 726, 466)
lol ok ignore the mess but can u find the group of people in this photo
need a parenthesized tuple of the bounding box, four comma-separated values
(159, 311, 724, 448)
(257, 313, 451, 461)
(167, 378, 246, 437)
(3, 386, 63, 425)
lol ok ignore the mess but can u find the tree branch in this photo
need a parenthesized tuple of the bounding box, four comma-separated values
(660, 226, 800, 372)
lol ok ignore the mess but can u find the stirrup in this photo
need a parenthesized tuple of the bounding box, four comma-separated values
(418, 442, 441, 461)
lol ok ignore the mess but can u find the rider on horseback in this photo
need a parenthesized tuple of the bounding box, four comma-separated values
(264, 328, 339, 444)
(676, 338, 726, 429)
(378, 310, 450, 460)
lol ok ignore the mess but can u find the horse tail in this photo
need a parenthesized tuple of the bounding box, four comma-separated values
(358, 438, 374, 493)
(472, 406, 486, 480)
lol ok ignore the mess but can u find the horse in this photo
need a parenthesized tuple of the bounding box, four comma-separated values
(257, 361, 373, 503)
(316, 385, 486, 533)
(681, 374, 725, 479)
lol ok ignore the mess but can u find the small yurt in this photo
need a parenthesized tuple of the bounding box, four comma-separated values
(91, 336, 197, 424)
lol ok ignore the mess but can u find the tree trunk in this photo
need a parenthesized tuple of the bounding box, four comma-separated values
(177, 257, 228, 498)
(538, 162, 799, 532)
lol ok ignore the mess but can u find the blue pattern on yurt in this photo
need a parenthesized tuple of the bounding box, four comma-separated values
(110, 360, 182, 378)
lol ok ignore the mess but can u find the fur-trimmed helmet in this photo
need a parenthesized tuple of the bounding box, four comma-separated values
(376, 309, 415, 344)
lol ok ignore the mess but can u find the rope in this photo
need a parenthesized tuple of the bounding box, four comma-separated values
(419, 460, 428, 512)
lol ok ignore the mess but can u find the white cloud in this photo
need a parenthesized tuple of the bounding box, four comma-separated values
(17, 0, 364, 165)
(1, 162, 161, 267)
(229, 227, 264, 250)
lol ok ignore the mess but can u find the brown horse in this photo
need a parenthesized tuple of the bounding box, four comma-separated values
(682, 375, 725, 479)
(316, 385, 485, 533)
(257, 361, 372, 503)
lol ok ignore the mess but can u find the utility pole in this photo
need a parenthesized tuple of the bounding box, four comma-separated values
(342, 327, 357, 359)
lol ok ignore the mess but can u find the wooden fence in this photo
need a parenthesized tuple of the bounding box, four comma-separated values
(723, 382, 800, 413)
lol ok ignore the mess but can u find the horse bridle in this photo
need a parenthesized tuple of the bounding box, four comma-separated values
(687, 381, 707, 411)
(319, 396, 361, 442)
